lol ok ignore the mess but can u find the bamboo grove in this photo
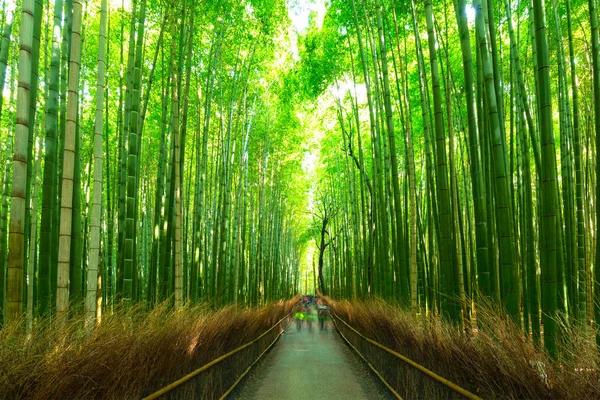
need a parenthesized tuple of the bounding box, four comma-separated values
(293, 0, 600, 360)
(2, 0, 600, 362)
(0, 0, 310, 328)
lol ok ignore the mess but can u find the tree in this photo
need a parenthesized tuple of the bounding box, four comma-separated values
(312, 197, 338, 296)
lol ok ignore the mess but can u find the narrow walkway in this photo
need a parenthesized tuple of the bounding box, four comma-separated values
(231, 317, 393, 400)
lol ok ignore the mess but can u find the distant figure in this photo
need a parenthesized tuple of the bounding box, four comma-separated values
(294, 310, 304, 330)
(316, 297, 329, 331)
(306, 303, 313, 332)
(295, 295, 319, 332)
(295, 297, 308, 330)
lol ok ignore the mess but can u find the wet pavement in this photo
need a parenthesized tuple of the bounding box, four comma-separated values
(231, 316, 394, 400)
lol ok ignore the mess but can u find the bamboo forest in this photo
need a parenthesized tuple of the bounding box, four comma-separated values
(3, 0, 600, 398)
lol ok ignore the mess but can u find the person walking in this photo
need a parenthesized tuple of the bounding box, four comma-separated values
(316, 297, 329, 331)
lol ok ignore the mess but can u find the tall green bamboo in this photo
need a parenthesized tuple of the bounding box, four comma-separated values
(533, 0, 561, 358)
(566, 0, 586, 329)
(69, 114, 83, 312)
(56, 0, 84, 317)
(24, 0, 43, 305)
(38, 0, 65, 317)
(350, 0, 387, 298)
(172, 4, 183, 309)
(86, 0, 108, 325)
(118, 0, 138, 299)
(424, 0, 459, 322)
(123, 0, 146, 303)
(0, 10, 13, 119)
(5, 0, 36, 322)
(474, 0, 519, 321)
(590, 0, 600, 350)
(375, 0, 405, 304)
(453, 0, 489, 301)
(53, 0, 73, 303)
(0, 86, 13, 323)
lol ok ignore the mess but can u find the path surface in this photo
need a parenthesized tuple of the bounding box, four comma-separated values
(231, 317, 393, 400)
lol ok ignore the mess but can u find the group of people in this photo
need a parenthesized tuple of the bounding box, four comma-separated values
(294, 295, 330, 331)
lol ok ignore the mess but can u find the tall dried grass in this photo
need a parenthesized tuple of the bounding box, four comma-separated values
(0, 298, 297, 400)
(327, 297, 600, 399)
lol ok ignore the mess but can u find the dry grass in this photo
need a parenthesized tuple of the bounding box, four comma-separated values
(326, 297, 600, 399)
(0, 298, 298, 400)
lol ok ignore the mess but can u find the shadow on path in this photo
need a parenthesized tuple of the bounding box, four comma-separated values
(230, 318, 394, 400)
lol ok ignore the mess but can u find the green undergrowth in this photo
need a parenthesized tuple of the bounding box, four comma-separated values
(327, 298, 600, 399)
(0, 298, 297, 399)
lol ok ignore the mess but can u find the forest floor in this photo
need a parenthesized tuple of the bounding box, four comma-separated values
(231, 315, 392, 400)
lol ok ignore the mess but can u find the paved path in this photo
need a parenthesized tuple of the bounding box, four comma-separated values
(231, 316, 393, 400)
